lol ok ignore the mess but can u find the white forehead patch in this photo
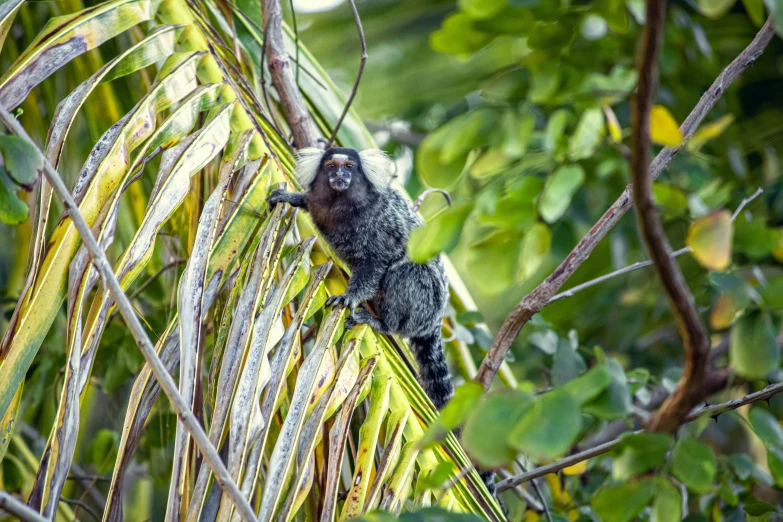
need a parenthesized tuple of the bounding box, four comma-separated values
(358, 149, 394, 188)
(293, 148, 325, 186)
(330, 154, 349, 161)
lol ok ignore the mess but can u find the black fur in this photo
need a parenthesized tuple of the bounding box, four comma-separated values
(267, 147, 454, 409)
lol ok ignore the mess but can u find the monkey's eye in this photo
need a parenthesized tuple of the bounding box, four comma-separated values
(327, 164, 337, 170)
(345, 163, 353, 170)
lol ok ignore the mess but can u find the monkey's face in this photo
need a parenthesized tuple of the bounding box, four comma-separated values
(323, 153, 357, 192)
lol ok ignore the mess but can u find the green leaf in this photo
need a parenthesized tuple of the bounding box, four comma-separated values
(0, 135, 42, 188)
(653, 183, 688, 214)
(687, 210, 733, 271)
(442, 111, 497, 164)
(551, 340, 586, 386)
(567, 108, 605, 160)
(518, 223, 551, 281)
(415, 461, 457, 496)
(0, 166, 28, 224)
(651, 477, 682, 522)
(730, 311, 779, 380)
(543, 109, 569, 153)
(507, 389, 582, 460)
(749, 407, 783, 448)
(696, 0, 738, 18)
(419, 382, 484, 449)
(671, 438, 717, 493)
(743, 0, 766, 25)
(459, 0, 506, 20)
(417, 125, 467, 189)
(612, 433, 673, 481)
(466, 229, 519, 295)
(591, 479, 655, 522)
(87, 429, 120, 475)
(581, 358, 631, 419)
(430, 13, 494, 57)
(560, 364, 614, 405)
(470, 148, 513, 179)
(462, 390, 532, 468)
(407, 202, 473, 263)
(529, 330, 558, 355)
(766, 447, 783, 487)
(538, 164, 585, 224)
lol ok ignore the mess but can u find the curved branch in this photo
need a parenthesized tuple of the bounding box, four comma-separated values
(262, 0, 320, 148)
(326, 0, 367, 148)
(475, 16, 776, 391)
(630, 0, 710, 433)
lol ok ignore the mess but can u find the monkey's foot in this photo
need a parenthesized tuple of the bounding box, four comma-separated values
(325, 293, 360, 310)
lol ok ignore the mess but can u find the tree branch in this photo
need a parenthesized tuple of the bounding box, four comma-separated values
(496, 378, 783, 492)
(0, 107, 259, 522)
(631, 0, 711, 433)
(262, 0, 320, 148)
(547, 188, 762, 305)
(475, 16, 776, 391)
(0, 491, 48, 522)
(326, 0, 367, 148)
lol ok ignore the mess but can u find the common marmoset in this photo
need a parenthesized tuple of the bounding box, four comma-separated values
(267, 147, 454, 409)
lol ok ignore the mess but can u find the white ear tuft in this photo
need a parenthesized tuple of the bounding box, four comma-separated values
(293, 148, 325, 186)
(358, 149, 394, 187)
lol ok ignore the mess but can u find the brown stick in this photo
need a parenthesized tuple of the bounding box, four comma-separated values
(262, 0, 320, 148)
(474, 16, 776, 391)
(495, 378, 783, 492)
(630, 0, 709, 433)
(326, 0, 367, 148)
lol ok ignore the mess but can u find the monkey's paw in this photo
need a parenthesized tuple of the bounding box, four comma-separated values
(325, 293, 360, 310)
(266, 189, 289, 207)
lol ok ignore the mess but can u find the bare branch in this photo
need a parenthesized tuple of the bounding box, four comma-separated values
(496, 378, 783, 492)
(548, 188, 763, 305)
(326, 0, 367, 148)
(475, 16, 776, 391)
(262, 0, 320, 148)
(0, 491, 48, 522)
(0, 107, 259, 522)
(632, 0, 717, 431)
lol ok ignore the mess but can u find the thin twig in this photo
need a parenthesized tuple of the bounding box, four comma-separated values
(516, 459, 552, 522)
(0, 107, 259, 522)
(0, 491, 48, 522)
(263, 0, 319, 148)
(326, 0, 366, 148)
(60, 498, 100, 522)
(475, 16, 776, 391)
(548, 188, 763, 305)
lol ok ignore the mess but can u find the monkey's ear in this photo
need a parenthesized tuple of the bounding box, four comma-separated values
(293, 148, 325, 186)
(358, 149, 394, 187)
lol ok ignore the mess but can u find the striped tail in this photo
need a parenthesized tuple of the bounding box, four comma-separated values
(409, 331, 454, 410)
